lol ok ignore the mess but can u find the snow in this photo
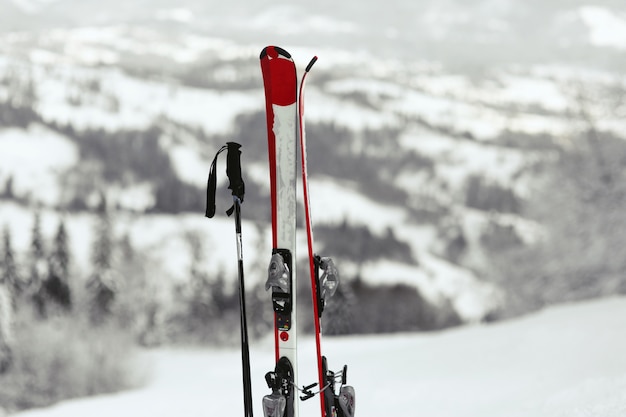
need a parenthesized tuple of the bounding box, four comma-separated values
(417, 73, 571, 114)
(305, 87, 399, 131)
(494, 74, 571, 112)
(116, 213, 268, 285)
(0, 124, 78, 205)
(416, 251, 501, 321)
(309, 178, 405, 234)
(324, 78, 405, 99)
(10, 297, 626, 417)
(353, 255, 500, 322)
(31, 64, 259, 134)
(399, 125, 532, 194)
(167, 145, 208, 188)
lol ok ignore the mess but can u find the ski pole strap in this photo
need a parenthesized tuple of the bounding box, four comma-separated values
(205, 142, 245, 218)
(205, 144, 227, 218)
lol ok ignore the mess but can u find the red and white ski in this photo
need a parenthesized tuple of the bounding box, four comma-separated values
(260, 45, 355, 417)
(260, 45, 299, 417)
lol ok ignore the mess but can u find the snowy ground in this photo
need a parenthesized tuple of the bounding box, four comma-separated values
(11, 297, 626, 417)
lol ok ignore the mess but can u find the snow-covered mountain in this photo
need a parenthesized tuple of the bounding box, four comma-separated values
(0, 0, 625, 325)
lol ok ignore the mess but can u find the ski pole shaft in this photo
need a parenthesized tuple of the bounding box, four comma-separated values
(234, 196, 254, 417)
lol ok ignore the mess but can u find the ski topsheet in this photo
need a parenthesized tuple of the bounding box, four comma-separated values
(260, 45, 299, 417)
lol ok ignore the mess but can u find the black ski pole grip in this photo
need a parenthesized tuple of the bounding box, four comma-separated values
(226, 142, 245, 201)
(225, 142, 245, 216)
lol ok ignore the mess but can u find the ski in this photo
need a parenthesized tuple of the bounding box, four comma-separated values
(298, 57, 356, 417)
(260, 45, 299, 417)
(260, 46, 355, 417)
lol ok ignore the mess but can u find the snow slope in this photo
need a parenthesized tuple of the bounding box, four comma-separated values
(0, 125, 78, 206)
(11, 297, 626, 417)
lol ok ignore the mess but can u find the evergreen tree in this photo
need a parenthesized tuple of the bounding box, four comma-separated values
(87, 196, 117, 325)
(1, 226, 21, 307)
(45, 219, 72, 311)
(29, 211, 47, 317)
(186, 231, 225, 330)
(1, 176, 14, 199)
(115, 233, 162, 346)
(0, 284, 12, 373)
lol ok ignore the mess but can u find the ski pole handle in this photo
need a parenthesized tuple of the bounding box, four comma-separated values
(205, 142, 245, 218)
(226, 141, 245, 205)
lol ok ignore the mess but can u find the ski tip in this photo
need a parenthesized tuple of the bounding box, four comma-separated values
(260, 45, 292, 60)
(305, 56, 318, 72)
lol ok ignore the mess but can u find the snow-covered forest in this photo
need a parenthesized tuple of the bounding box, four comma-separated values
(1, 0, 626, 414)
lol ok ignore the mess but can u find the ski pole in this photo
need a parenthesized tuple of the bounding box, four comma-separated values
(206, 141, 253, 417)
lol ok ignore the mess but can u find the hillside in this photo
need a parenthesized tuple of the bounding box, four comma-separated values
(0, 0, 626, 332)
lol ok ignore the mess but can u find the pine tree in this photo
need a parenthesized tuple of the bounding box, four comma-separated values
(116, 233, 162, 346)
(1, 226, 21, 307)
(0, 227, 16, 372)
(87, 196, 117, 325)
(45, 219, 72, 312)
(0, 284, 12, 373)
(186, 231, 219, 331)
(29, 211, 47, 317)
(2, 176, 13, 199)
